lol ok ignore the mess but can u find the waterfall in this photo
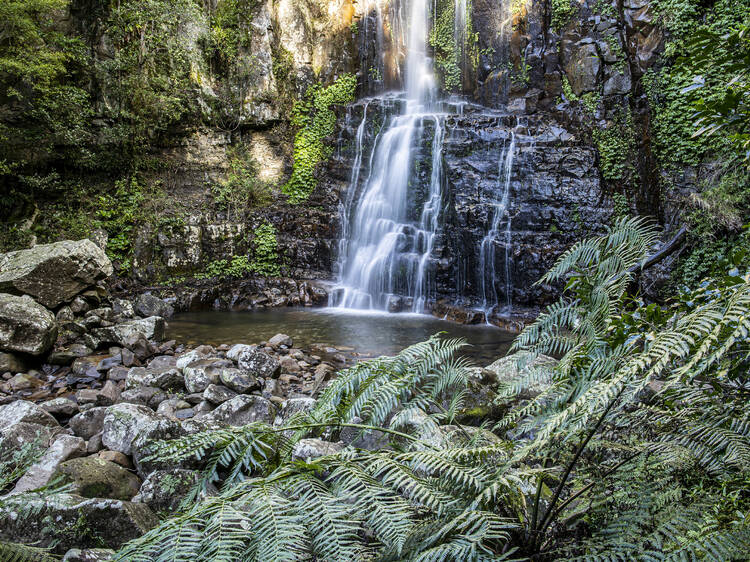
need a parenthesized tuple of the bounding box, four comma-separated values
(332, 0, 443, 312)
(479, 131, 516, 320)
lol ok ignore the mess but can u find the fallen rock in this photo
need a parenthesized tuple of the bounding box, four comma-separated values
(0, 421, 64, 457)
(202, 395, 276, 426)
(94, 316, 166, 347)
(274, 397, 316, 427)
(0, 400, 59, 430)
(218, 367, 259, 394)
(233, 347, 280, 379)
(41, 397, 80, 418)
(53, 456, 142, 500)
(268, 333, 293, 348)
(133, 469, 199, 514)
(0, 351, 26, 373)
(0, 294, 57, 355)
(0, 493, 157, 552)
(62, 548, 115, 562)
(291, 438, 344, 461)
(183, 358, 234, 393)
(12, 435, 86, 493)
(203, 383, 237, 405)
(102, 403, 177, 456)
(69, 407, 108, 440)
(0, 239, 113, 308)
(135, 294, 174, 319)
(485, 351, 557, 400)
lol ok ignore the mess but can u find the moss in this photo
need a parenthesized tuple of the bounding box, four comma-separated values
(593, 120, 635, 182)
(550, 0, 577, 31)
(429, 0, 462, 91)
(283, 74, 357, 203)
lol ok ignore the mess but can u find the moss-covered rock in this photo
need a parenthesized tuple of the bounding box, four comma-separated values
(53, 456, 142, 500)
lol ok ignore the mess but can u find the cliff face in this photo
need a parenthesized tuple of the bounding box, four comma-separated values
(2, 0, 713, 311)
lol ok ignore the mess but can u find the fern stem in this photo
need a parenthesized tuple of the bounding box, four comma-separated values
(274, 422, 444, 451)
(535, 385, 625, 543)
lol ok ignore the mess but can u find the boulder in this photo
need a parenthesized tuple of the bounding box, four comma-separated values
(233, 347, 280, 379)
(93, 316, 165, 347)
(53, 456, 142, 500)
(0, 400, 59, 430)
(133, 469, 199, 514)
(130, 423, 187, 478)
(102, 403, 177, 456)
(268, 333, 293, 348)
(0, 351, 26, 373)
(41, 397, 80, 418)
(226, 343, 253, 362)
(202, 395, 276, 426)
(0, 493, 157, 552)
(0, 239, 113, 308)
(135, 294, 174, 319)
(0, 293, 57, 355)
(62, 549, 115, 562)
(69, 407, 108, 440)
(203, 383, 237, 404)
(12, 435, 86, 493)
(291, 438, 344, 461)
(183, 358, 234, 393)
(485, 352, 557, 400)
(564, 43, 601, 96)
(218, 367, 259, 394)
(0, 422, 64, 458)
(274, 397, 316, 427)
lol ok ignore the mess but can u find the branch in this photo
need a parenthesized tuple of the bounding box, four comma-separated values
(629, 227, 687, 277)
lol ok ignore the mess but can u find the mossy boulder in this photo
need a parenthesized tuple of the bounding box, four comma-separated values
(53, 456, 142, 500)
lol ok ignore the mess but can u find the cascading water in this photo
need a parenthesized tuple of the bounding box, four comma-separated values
(332, 0, 524, 318)
(331, 0, 445, 312)
(478, 131, 516, 319)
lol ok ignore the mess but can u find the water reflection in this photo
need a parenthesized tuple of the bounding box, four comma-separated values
(166, 308, 515, 366)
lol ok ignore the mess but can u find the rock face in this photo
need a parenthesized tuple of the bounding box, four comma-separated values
(0, 240, 112, 308)
(0, 294, 57, 355)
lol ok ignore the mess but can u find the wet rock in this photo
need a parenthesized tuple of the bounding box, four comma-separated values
(0, 400, 59, 429)
(291, 438, 344, 461)
(135, 293, 174, 319)
(102, 403, 177, 456)
(0, 493, 157, 552)
(563, 43, 601, 96)
(41, 397, 79, 418)
(218, 367, 259, 393)
(268, 333, 293, 348)
(94, 316, 166, 347)
(202, 395, 276, 426)
(0, 239, 113, 308)
(0, 294, 57, 355)
(112, 298, 136, 319)
(203, 383, 237, 404)
(133, 469, 199, 514)
(69, 407, 109, 440)
(62, 548, 115, 562)
(53, 456, 142, 500)
(12, 435, 86, 493)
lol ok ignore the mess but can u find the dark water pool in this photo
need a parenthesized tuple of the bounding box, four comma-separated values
(166, 308, 516, 366)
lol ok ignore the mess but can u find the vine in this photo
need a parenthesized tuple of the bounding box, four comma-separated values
(282, 74, 356, 203)
(249, 222, 281, 277)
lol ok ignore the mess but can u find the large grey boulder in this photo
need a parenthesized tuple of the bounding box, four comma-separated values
(0, 493, 157, 552)
(133, 469, 200, 514)
(69, 407, 108, 440)
(0, 239, 113, 308)
(291, 438, 344, 461)
(0, 400, 59, 430)
(135, 293, 174, 319)
(93, 316, 165, 347)
(202, 395, 276, 426)
(102, 403, 178, 456)
(62, 549, 115, 562)
(53, 456, 142, 500)
(12, 435, 86, 493)
(232, 347, 280, 379)
(0, 294, 57, 355)
(485, 351, 557, 400)
(0, 422, 64, 458)
(183, 358, 234, 393)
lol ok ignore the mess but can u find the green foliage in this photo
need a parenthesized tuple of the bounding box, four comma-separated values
(428, 0, 462, 91)
(212, 145, 270, 219)
(283, 74, 356, 203)
(195, 255, 253, 280)
(550, 0, 577, 31)
(593, 116, 635, 182)
(249, 221, 281, 277)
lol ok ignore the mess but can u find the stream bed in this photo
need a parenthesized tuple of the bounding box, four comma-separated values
(166, 308, 515, 366)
